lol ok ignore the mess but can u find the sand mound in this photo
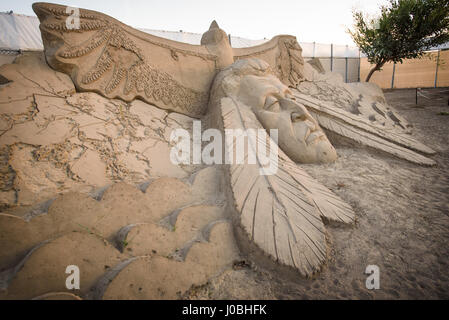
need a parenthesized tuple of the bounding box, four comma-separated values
(0, 166, 239, 300)
(0, 53, 240, 300)
(0, 52, 197, 210)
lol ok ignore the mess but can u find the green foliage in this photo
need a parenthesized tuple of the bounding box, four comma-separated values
(348, 0, 449, 81)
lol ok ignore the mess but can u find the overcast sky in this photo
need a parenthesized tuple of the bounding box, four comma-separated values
(1, 0, 389, 45)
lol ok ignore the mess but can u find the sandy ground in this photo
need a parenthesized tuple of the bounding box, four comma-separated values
(189, 88, 449, 300)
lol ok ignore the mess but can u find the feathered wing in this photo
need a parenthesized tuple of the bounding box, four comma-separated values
(278, 157, 356, 224)
(293, 91, 436, 166)
(233, 35, 305, 87)
(33, 2, 214, 117)
(220, 97, 355, 276)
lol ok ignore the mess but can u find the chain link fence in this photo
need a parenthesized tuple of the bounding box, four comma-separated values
(300, 42, 361, 83)
(300, 42, 448, 89)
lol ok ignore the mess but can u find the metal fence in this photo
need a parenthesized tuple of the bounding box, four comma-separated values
(300, 42, 361, 83)
(300, 42, 449, 88)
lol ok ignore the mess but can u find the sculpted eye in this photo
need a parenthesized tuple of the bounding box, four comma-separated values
(285, 92, 296, 101)
(264, 95, 280, 112)
(291, 112, 307, 122)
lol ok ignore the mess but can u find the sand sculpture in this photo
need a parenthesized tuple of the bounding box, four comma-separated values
(0, 51, 242, 299)
(294, 62, 436, 165)
(0, 166, 240, 299)
(32, 2, 303, 118)
(209, 58, 355, 275)
(210, 58, 338, 164)
(31, 2, 435, 165)
(0, 2, 438, 299)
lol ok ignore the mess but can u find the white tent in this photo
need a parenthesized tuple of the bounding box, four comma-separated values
(1, 12, 446, 68)
(0, 12, 43, 51)
(139, 28, 267, 48)
(0, 12, 266, 52)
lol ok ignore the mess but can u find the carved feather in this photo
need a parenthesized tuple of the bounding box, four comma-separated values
(33, 2, 211, 117)
(220, 97, 355, 276)
(58, 28, 112, 59)
(233, 35, 305, 87)
(293, 91, 436, 166)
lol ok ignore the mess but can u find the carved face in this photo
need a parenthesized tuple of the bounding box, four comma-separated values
(237, 74, 337, 163)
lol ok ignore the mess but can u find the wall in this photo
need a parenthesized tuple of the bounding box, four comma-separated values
(360, 50, 449, 89)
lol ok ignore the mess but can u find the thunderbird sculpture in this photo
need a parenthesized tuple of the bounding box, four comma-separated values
(29, 2, 436, 277)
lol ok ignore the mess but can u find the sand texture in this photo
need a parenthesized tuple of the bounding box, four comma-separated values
(0, 52, 447, 299)
(188, 88, 449, 300)
(0, 52, 197, 211)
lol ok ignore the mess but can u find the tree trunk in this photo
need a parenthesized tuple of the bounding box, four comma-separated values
(365, 62, 385, 82)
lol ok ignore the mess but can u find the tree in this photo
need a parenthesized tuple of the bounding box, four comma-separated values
(348, 0, 449, 82)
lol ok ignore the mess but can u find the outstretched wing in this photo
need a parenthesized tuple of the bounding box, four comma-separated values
(220, 97, 355, 276)
(233, 35, 305, 87)
(293, 91, 436, 166)
(33, 2, 216, 117)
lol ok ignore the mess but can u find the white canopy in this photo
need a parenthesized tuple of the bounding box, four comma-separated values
(139, 28, 267, 48)
(0, 12, 266, 52)
(1, 12, 446, 55)
(0, 12, 43, 51)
